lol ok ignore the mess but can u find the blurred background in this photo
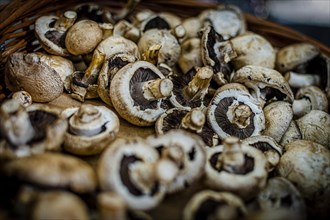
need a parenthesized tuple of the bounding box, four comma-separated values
(1, 0, 329, 46)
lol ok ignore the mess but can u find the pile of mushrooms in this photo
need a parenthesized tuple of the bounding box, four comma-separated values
(1, 1, 330, 219)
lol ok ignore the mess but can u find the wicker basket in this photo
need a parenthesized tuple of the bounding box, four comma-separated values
(0, 0, 329, 219)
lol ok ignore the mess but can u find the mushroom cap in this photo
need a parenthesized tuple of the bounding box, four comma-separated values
(110, 61, 170, 126)
(262, 101, 294, 143)
(65, 19, 103, 55)
(232, 65, 294, 104)
(178, 38, 202, 74)
(255, 177, 306, 218)
(207, 87, 265, 140)
(182, 17, 202, 39)
(230, 32, 275, 69)
(296, 110, 330, 149)
(98, 138, 166, 210)
(279, 120, 302, 146)
(295, 86, 328, 115)
(35, 15, 69, 56)
(5, 52, 64, 103)
(2, 152, 97, 193)
(183, 190, 247, 220)
(199, 4, 246, 40)
(138, 29, 181, 67)
(276, 43, 320, 73)
(276, 140, 330, 218)
(205, 144, 268, 200)
(62, 105, 120, 156)
(146, 129, 206, 193)
(242, 135, 283, 172)
(32, 191, 89, 220)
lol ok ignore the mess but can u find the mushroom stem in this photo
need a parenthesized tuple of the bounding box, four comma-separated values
(113, 20, 140, 42)
(155, 159, 179, 185)
(130, 162, 157, 192)
(142, 78, 173, 100)
(81, 50, 105, 85)
(142, 44, 162, 65)
(54, 10, 77, 32)
(226, 101, 252, 129)
(285, 71, 320, 88)
(99, 23, 114, 39)
(181, 108, 206, 133)
(218, 137, 244, 172)
(173, 25, 186, 39)
(292, 98, 311, 118)
(185, 66, 213, 98)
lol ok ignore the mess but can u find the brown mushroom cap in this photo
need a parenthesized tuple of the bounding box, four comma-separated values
(276, 140, 330, 218)
(5, 52, 64, 103)
(2, 152, 97, 193)
(65, 19, 103, 55)
(183, 190, 247, 220)
(32, 191, 89, 220)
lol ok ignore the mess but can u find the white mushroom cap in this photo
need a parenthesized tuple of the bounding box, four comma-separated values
(205, 138, 268, 200)
(207, 87, 265, 140)
(3, 152, 97, 193)
(98, 138, 166, 210)
(62, 104, 120, 156)
(146, 129, 206, 193)
(97, 192, 127, 220)
(183, 190, 247, 220)
(276, 140, 330, 218)
(279, 120, 302, 146)
(32, 191, 89, 220)
(182, 17, 202, 39)
(296, 110, 330, 149)
(262, 101, 294, 143)
(110, 61, 172, 126)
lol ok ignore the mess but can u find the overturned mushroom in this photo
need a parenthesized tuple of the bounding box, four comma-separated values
(0, 101, 67, 159)
(110, 61, 173, 126)
(5, 52, 64, 103)
(292, 86, 328, 118)
(98, 138, 173, 210)
(155, 108, 219, 147)
(146, 129, 206, 193)
(205, 137, 268, 200)
(62, 104, 119, 155)
(2, 152, 97, 193)
(276, 140, 330, 218)
(35, 11, 77, 56)
(183, 190, 247, 220)
(253, 177, 307, 219)
(242, 135, 283, 172)
(137, 11, 181, 33)
(199, 4, 246, 40)
(170, 66, 213, 110)
(232, 65, 294, 106)
(207, 84, 265, 140)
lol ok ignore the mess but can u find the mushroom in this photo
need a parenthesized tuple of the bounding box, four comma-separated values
(31, 191, 89, 220)
(73, 3, 112, 23)
(62, 104, 120, 155)
(97, 192, 127, 220)
(70, 36, 139, 101)
(98, 138, 172, 210)
(207, 83, 265, 140)
(181, 17, 202, 39)
(199, 4, 246, 40)
(138, 29, 181, 67)
(12, 91, 32, 107)
(242, 135, 283, 172)
(65, 19, 103, 56)
(5, 52, 64, 103)
(146, 129, 206, 193)
(205, 137, 268, 200)
(276, 140, 330, 218)
(0, 101, 67, 159)
(110, 61, 173, 126)
(155, 108, 219, 147)
(35, 10, 77, 56)
(292, 86, 328, 118)
(178, 38, 203, 74)
(253, 177, 307, 219)
(262, 101, 293, 143)
(232, 65, 294, 107)
(295, 110, 330, 149)
(183, 190, 247, 220)
(2, 152, 97, 194)
(170, 66, 213, 110)
(279, 120, 302, 146)
(113, 20, 140, 43)
(137, 11, 182, 33)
